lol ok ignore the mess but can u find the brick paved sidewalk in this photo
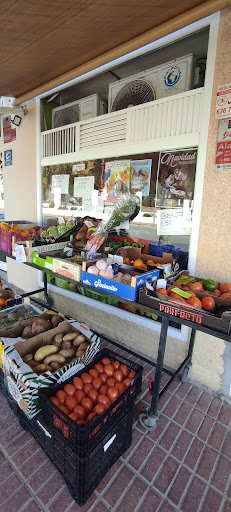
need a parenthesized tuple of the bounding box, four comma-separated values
(0, 338, 231, 512)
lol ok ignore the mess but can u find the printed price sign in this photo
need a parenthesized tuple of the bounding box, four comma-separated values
(215, 118, 231, 170)
(216, 83, 231, 119)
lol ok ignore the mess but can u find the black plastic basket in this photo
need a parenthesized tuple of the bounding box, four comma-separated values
(0, 368, 19, 415)
(19, 403, 134, 506)
(40, 348, 143, 457)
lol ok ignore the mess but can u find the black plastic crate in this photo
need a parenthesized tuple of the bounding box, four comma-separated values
(0, 368, 19, 415)
(19, 403, 134, 506)
(40, 348, 143, 457)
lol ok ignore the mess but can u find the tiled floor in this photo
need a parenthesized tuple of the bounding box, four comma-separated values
(1, 338, 231, 512)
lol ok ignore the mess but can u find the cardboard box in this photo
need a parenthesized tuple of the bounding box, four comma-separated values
(81, 260, 159, 301)
(169, 271, 231, 308)
(12, 238, 67, 263)
(3, 320, 100, 419)
(52, 257, 82, 281)
(117, 247, 176, 278)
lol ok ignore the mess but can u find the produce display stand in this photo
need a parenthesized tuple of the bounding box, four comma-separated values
(1, 251, 231, 433)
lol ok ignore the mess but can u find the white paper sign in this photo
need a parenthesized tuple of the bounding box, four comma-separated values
(216, 83, 231, 119)
(74, 176, 94, 198)
(15, 245, 27, 263)
(157, 208, 192, 235)
(51, 174, 69, 194)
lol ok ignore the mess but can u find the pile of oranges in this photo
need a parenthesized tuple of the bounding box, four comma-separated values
(49, 356, 137, 438)
(123, 257, 158, 271)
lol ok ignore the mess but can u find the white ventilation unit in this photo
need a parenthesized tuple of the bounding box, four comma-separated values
(52, 94, 107, 128)
(108, 54, 195, 112)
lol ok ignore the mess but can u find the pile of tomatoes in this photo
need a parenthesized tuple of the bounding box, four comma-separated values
(49, 356, 136, 438)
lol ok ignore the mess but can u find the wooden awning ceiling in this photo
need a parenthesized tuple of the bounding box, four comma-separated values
(0, 0, 230, 105)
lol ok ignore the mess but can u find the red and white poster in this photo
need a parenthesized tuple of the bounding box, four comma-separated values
(3, 116, 16, 144)
(215, 118, 231, 170)
(215, 83, 231, 120)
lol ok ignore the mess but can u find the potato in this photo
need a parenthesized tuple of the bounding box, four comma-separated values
(76, 348, 86, 357)
(44, 365, 52, 372)
(51, 315, 63, 328)
(34, 364, 46, 374)
(22, 326, 33, 338)
(27, 359, 37, 368)
(31, 319, 53, 336)
(78, 342, 89, 351)
(21, 318, 36, 327)
(34, 345, 58, 362)
(63, 332, 78, 342)
(22, 353, 33, 363)
(73, 335, 85, 347)
(53, 333, 63, 344)
(43, 354, 66, 365)
(61, 340, 71, 350)
(50, 361, 61, 371)
(59, 348, 75, 358)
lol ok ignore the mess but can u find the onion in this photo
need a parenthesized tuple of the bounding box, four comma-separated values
(99, 268, 114, 279)
(96, 259, 108, 271)
(87, 266, 99, 275)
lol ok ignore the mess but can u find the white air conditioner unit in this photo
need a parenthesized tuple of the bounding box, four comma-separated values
(108, 54, 196, 112)
(52, 94, 107, 128)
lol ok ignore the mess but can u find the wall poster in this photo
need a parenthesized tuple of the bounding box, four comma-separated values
(215, 118, 231, 170)
(105, 160, 130, 199)
(130, 159, 152, 196)
(155, 149, 197, 208)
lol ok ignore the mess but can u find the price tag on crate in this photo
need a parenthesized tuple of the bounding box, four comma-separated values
(15, 244, 27, 263)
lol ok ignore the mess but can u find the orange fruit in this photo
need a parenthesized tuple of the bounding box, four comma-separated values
(1, 224, 9, 231)
(12, 225, 19, 231)
(0, 298, 7, 307)
(147, 259, 155, 265)
(123, 257, 131, 265)
(169, 292, 186, 302)
(156, 288, 168, 296)
(133, 259, 144, 268)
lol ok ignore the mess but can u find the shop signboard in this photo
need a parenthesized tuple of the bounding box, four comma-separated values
(215, 118, 231, 171)
(215, 83, 231, 120)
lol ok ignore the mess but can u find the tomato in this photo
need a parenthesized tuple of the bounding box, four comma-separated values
(50, 396, 60, 406)
(107, 377, 116, 387)
(94, 363, 104, 374)
(188, 281, 203, 292)
(64, 395, 77, 411)
(89, 368, 99, 379)
(99, 373, 108, 384)
(83, 383, 93, 395)
(169, 292, 186, 302)
(81, 373, 92, 384)
(97, 394, 111, 408)
(120, 364, 129, 378)
(113, 370, 123, 382)
(123, 378, 132, 388)
(186, 297, 202, 309)
(219, 282, 231, 294)
(129, 370, 136, 379)
(77, 420, 86, 425)
(93, 403, 105, 415)
(88, 389, 99, 404)
(55, 404, 69, 429)
(220, 292, 231, 299)
(0, 298, 6, 307)
(56, 390, 67, 404)
(69, 412, 79, 422)
(74, 389, 85, 404)
(211, 289, 221, 297)
(107, 387, 119, 403)
(201, 296, 215, 310)
(81, 397, 93, 414)
(89, 378, 101, 392)
(167, 285, 177, 295)
(99, 384, 109, 395)
(101, 357, 111, 365)
(104, 364, 114, 377)
(72, 377, 84, 390)
(73, 405, 87, 420)
(115, 382, 126, 395)
(63, 384, 76, 396)
(86, 412, 97, 423)
(112, 360, 120, 370)
(156, 288, 168, 296)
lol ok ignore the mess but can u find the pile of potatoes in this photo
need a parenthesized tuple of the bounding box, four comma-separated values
(21, 313, 64, 339)
(22, 331, 91, 375)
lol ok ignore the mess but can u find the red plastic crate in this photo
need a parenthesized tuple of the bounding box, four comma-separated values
(0, 228, 32, 255)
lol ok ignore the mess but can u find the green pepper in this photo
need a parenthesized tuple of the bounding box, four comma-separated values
(203, 279, 217, 292)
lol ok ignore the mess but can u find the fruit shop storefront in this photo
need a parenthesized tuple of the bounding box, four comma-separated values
(0, 7, 231, 402)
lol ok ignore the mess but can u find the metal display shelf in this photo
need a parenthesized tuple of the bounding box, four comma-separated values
(1, 250, 231, 431)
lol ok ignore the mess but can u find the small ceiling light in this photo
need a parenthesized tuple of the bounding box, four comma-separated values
(11, 115, 22, 127)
